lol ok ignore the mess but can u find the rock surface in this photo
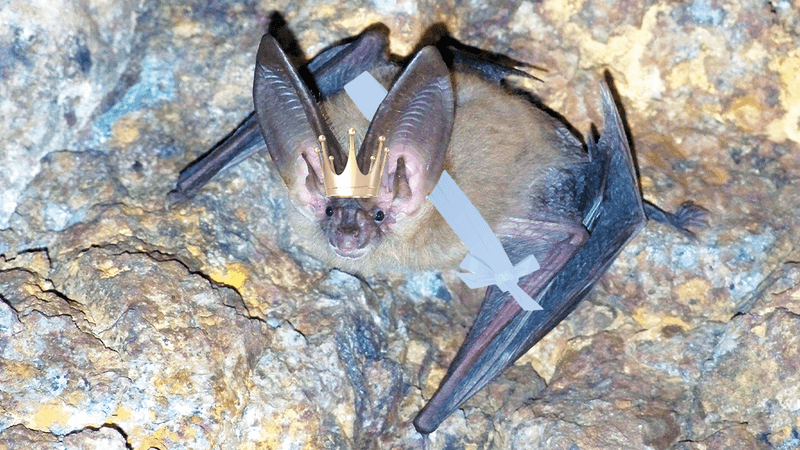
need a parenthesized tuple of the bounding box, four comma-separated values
(1, 0, 798, 449)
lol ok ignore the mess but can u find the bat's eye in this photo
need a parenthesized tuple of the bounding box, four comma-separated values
(374, 210, 385, 222)
(325, 206, 334, 217)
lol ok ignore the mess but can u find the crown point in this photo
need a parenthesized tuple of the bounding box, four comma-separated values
(313, 127, 390, 199)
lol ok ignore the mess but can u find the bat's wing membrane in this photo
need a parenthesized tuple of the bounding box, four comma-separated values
(506, 84, 646, 365)
(306, 31, 390, 98)
(414, 83, 646, 434)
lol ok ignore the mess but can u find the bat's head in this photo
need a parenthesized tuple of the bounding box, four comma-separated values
(253, 33, 455, 264)
(319, 197, 384, 259)
(305, 149, 424, 259)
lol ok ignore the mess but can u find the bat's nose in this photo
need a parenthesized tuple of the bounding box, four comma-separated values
(336, 230, 360, 251)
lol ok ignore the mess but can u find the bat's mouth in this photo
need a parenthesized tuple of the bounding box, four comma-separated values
(330, 227, 373, 259)
(332, 246, 370, 259)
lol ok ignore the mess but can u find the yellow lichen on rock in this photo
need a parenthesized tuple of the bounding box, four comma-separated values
(751, 323, 767, 338)
(185, 244, 203, 258)
(667, 52, 717, 95)
(208, 262, 248, 290)
(30, 400, 70, 431)
(723, 94, 765, 134)
(632, 307, 692, 331)
(404, 340, 427, 367)
(111, 114, 141, 147)
(138, 425, 179, 450)
(516, 323, 572, 383)
(1, 360, 39, 379)
(173, 18, 201, 39)
(251, 408, 321, 449)
(542, 0, 587, 23)
(766, 47, 800, 146)
(702, 163, 731, 186)
(109, 404, 133, 422)
(674, 277, 711, 304)
(153, 369, 195, 397)
(337, 10, 385, 32)
(334, 401, 355, 439)
(564, 4, 671, 114)
(95, 258, 127, 279)
(423, 366, 447, 398)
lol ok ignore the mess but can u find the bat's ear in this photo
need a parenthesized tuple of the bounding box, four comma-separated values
(364, 46, 455, 217)
(253, 34, 338, 215)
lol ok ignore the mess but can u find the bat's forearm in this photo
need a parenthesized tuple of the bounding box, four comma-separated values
(168, 113, 265, 203)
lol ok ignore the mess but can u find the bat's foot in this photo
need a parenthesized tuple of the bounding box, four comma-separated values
(644, 200, 709, 238)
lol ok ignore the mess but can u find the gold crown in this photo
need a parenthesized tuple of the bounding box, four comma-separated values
(314, 128, 390, 198)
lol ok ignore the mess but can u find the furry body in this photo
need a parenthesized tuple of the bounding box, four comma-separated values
(290, 72, 586, 275)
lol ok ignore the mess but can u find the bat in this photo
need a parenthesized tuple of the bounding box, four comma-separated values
(169, 25, 706, 434)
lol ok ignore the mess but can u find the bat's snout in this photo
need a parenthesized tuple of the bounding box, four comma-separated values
(330, 228, 372, 259)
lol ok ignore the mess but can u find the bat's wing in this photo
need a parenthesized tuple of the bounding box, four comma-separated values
(414, 84, 646, 434)
(435, 36, 538, 84)
(167, 112, 264, 203)
(305, 31, 390, 98)
(168, 30, 390, 203)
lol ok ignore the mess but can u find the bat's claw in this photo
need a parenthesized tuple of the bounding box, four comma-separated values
(442, 42, 541, 84)
(674, 201, 709, 229)
(643, 200, 709, 239)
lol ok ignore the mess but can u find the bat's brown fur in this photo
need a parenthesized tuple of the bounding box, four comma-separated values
(288, 71, 586, 276)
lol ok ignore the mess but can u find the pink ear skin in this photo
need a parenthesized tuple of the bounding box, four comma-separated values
(288, 151, 327, 220)
(377, 153, 429, 218)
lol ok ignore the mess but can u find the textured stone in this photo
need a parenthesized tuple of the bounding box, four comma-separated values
(1, 0, 798, 448)
(0, 424, 128, 450)
(0, 0, 142, 230)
